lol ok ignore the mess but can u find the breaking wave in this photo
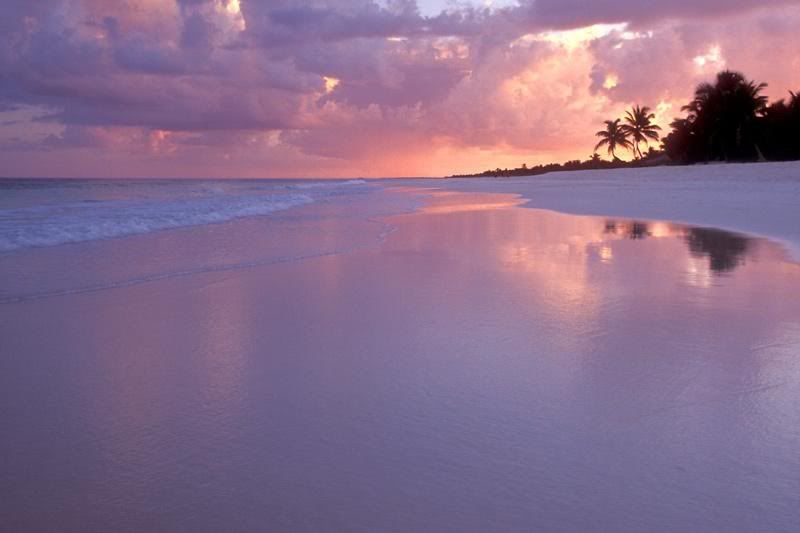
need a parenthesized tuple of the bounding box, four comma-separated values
(0, 193, 313, 252)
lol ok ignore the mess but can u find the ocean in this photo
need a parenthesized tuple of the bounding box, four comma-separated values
(0, 178, 418, 303)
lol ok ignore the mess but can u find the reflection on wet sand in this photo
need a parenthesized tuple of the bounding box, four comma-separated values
(2, 186, 799, 532)
(605, 220, 652, 240)
(685, 227, 750, 273)
(604, 219, 752, 274)
(418, 190, 528, 214)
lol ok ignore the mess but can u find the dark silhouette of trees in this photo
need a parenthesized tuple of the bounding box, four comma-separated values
(759, 91, 800, 161)
(595, 119, 633, 161)
(663, 118, 695, 162)
(452, 70, 799, 179)
(450, 155, 625, 178)
(621, 106, 661, 159)
(666, 70, 771, 162)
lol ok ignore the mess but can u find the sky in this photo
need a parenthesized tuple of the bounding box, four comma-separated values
(1, 0, 799, 178)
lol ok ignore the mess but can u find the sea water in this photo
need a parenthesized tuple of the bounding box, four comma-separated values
(0, 179, 418, 302)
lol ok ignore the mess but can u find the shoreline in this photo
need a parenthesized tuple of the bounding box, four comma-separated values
(419, 161, 800, 261)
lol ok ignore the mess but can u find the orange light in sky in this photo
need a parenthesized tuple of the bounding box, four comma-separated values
(323, 76, 341, 94)
(225, 0, 241, 15)
(603, 74, 620, 90)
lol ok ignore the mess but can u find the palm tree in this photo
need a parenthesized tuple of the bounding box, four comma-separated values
(595, 119, 632, 161)
(621, 105, 661, 159)
(662, 118, 694, 162)
(759, 90, 800, 160)
(790, 91, 800, 111)
(681, 70, 768, 160)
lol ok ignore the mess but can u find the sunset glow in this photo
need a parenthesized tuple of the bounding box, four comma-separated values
(693, 45, 725, 72)
(1, 1, 799, 178)
(603, 74, 620, 90)
(323, 76, 341, 94)
(225, 0, 240, 15)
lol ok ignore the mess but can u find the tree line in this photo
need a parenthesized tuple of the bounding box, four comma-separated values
(452, 70, 799, 178)
(663, 70, 799, 163)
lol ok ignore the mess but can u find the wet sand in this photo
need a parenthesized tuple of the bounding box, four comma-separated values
(2, 189, 800, 532)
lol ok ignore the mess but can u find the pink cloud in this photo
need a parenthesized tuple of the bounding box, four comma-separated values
(0, 0, 799, 177)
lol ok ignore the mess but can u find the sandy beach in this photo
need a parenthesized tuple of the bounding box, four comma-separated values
(435, 161, 800, 260)
(2, 170, 800, 531)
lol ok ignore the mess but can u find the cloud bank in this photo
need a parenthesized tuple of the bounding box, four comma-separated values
(1, 0, 799, 177)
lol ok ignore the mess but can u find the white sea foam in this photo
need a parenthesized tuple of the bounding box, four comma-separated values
(0, 192, 313, 252)
(279, 179, 368, 190)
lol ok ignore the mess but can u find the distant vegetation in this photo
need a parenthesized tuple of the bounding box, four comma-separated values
(452, 70, 799, 178)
